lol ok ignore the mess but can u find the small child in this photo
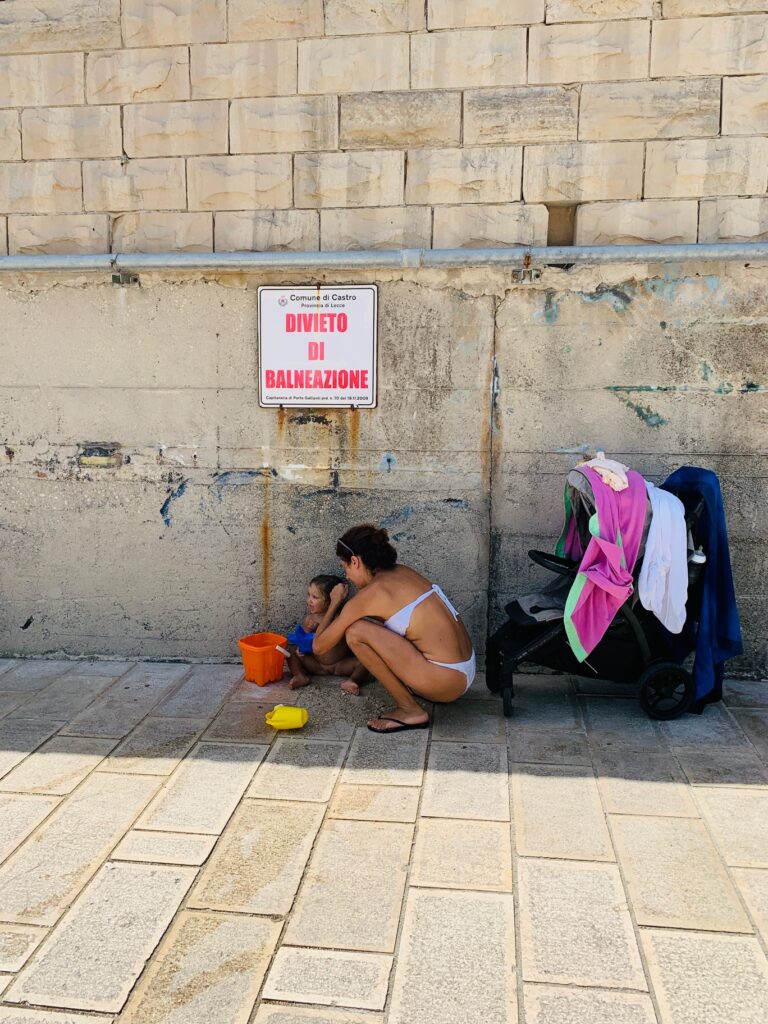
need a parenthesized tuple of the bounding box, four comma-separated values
(286, 574, 368, 694)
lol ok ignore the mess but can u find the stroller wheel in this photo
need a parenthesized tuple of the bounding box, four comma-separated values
(502, 686, 514, 718)
(638, 663, 694, 720)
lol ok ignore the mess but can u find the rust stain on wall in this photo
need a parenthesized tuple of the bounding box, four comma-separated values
(261, 474, 271, 608)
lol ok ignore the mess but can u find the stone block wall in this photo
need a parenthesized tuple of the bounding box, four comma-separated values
(1, 0, 767, 254)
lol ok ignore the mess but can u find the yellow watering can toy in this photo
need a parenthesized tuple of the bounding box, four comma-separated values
(265, 705, 309, 730)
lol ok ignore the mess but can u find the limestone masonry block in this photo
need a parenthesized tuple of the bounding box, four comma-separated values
(124, 101, 228, 158)
(524, 141, 644, 202)
(651, 15, 768, 77)
(86, 48, 190, 105)
(433, 203, 548, 247)
(579, 79, 721, 141)
(215, 210, 319, 251)
(464, 86, 578, 145)
(325, 0, 425, 34)
(699, 197, 768, 241)
(546, 0, 652, 20)
(190, 41, 297, 100)
(529, 21, 651, 83)
(0, 0, 120, 55)
(229, 0, 325, 41)
(231, 96, 338, 153)
(428, 1, 545, 28)
(187, 155, 292, 210)
(294, 151, 404, 207)
(0, 216, 6, 255)
(574, 200, 699, 244)
(112, 212, 213, 252)
(83, 159, 186, 212)
(321, 206, 432, 249)
(22, 106, 121, 160)
(0, 112, 21, 161)
(340, 92, 461, 148)
(122, 0, 226, 47)
(0, 53, 84, 107)
(645, 137, 768, 198)
(299, 35, 409, 93)
(723, 75, 768, 134)
(0, 161, 82, 214)
(411, 28, 526, 89)
(406, 146, 522, 205)
(664, 2, 767, 14)
(8, 214, 109, 255)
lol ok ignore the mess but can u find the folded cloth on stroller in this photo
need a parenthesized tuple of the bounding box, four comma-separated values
(662, 467, 742, 707)
(557, 465, 648, 661)
(638, 481, 688, 634)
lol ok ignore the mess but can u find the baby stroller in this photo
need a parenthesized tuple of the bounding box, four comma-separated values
(486, 465, 711, 721)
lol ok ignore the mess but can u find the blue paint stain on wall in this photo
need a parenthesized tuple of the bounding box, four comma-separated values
(700, 361, 712, 382)
(378, 453, 397, 473)
(160, 478, 189, 526)
(579, 284, 634, 313)
(211, 470, 263, 501)
(623, 400, 668, 428)
(543, 291, 560, 323)
(380, 506, 415, 528)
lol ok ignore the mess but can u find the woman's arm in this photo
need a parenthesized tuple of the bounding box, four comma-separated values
(312, 585, 371, 656)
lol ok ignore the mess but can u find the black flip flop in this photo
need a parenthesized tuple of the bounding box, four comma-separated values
(367, 715, 430, 734)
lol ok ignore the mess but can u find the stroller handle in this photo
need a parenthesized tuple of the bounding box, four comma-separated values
(528, 550, 579, 578)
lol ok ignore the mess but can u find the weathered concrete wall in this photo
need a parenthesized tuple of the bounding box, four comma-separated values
(1, 261, 766, 674)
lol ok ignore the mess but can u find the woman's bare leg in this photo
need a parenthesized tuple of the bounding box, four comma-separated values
(344, 619, 466, 730)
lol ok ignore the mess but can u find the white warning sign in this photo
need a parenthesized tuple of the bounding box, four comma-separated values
(258, 285, 377, 407)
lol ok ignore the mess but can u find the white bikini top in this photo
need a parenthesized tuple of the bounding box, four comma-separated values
(384, 584, 459, 637)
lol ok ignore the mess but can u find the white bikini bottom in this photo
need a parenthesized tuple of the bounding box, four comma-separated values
(428, 650, 477, 693)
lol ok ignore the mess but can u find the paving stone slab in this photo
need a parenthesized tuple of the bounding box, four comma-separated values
(0, 794, 59, 863)
(732, 710, 768, 761)
(508, 731, 591, 765)
(100, 716, 207, 775)
(695, 787, 768, 868)
(328, 784, 420, 822)
(431, 702, 507, 743)
(111, 830, 217, 866)
(0, 925, 46, 972)
(581, 698, 663, 751)
(61, 664, 190, 738)
(253, 1008, 383, 1024)
(594, 752, 698, 818)
(6, 861, 195, 1012)
(411, 817, 512, 891)
(0, 1012, 111, 1024)
(138, 742, 267, 834)
(0, 737, 115, 795)
(0, 720, 67, 779)
(640, 929, 768, 1024)
(517, 858, 646, 990)
(151, 664, 243, 718)
(504, 679, 582, 733)
(676, 746, 768, 786)
(285, 819, 413, 952)
(0, 662, 74, 692)
(230, 679, 297, 704)
(421, 741, 510, 821)
(247, 738, 347, 803)
(511, 764, 613, 861)
(460, 670, 496, 702)
(0, 692, 34, 718)
(733, 868, 768, 943)
(203, 701, 276, 742)
(660, 705, 748, 749)
(722, 679, 768, 708)
(9, 672, 119, 722)
(119, 910, 280, 1024)
(0, 772, 159, 925)
(262, 948, 392, 1010)
(389, 888, 516, 1024)
(283, 681, 392, 741)
(610, 814, 750, 932)
(0, 660, 21, 677)
(73, 660, 134, 677)
(341, 727, 427, 788)
(523, 984, 656, 1024)
(188, 799, 324, 914)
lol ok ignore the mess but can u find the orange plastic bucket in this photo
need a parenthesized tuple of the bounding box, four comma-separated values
(238, 632, 288, 685)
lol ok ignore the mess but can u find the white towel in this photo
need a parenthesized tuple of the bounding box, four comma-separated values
(581, 455, 630, 492)
(638, 481, 688, 634)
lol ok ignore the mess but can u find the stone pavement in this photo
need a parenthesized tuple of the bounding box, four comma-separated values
(0, 658, 767, 1024)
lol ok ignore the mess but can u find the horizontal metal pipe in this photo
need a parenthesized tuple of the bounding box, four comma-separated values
(1, 242, 767, 274)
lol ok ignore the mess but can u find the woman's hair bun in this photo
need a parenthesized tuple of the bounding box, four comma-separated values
(336, 523, 397, 572)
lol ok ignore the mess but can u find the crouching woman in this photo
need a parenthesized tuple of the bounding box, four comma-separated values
(312, 523, 476, 733)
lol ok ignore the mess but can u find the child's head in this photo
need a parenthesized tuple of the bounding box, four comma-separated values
(307, 574, 346, 614)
